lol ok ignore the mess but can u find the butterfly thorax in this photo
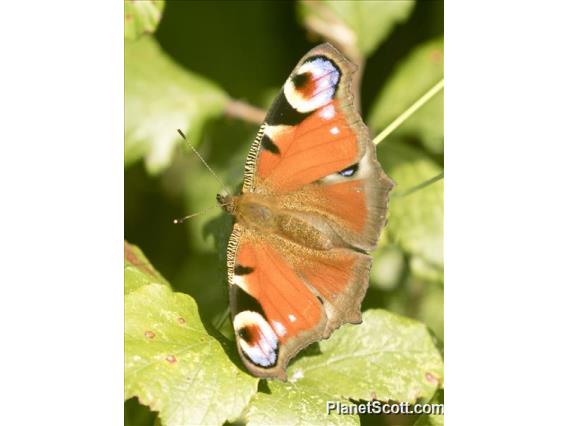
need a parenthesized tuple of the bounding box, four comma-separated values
(218, 192, 338, 251)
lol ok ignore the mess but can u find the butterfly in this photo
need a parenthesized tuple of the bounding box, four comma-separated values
(217, 43, 393, 380)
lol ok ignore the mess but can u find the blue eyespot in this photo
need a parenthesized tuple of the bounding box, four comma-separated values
(338, 163, 359, 177)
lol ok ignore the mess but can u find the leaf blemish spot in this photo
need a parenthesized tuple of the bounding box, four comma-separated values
(144, 330, 156, 339)
(425, 372, 438, 385)
(370, 391, 377, 400)
(166, 355, 177, 364)
(430, 49, 443, 64)
(177, 316, 186, 325)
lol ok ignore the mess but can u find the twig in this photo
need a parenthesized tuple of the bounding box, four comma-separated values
(373, 79, 444, 146)
(225, 99, 266, 125)
(393, 172, 444, 198)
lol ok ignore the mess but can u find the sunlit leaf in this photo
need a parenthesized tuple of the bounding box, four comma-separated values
(298, 0, 415, 56)
(125, 240, 170, 295)
(410, 255, 444, 284)
(371, 244, 406, 291)
(124, 0, 166, 41)
(379, 140, 443, 268)
(125, 283, 258, 426)
(125, 36, 228, 174)
(245, 383, 359, 426)
(244, 309, 443, 425)
(369, 39, 444, 153)
(415, 280, 444, 343)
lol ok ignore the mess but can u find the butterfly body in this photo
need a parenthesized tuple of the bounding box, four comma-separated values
(220, 191, 348, 251)
(219, 44, 393, 380)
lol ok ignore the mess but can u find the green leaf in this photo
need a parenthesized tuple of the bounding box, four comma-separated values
(298, 0, 415, 56)
(125, 241, 170, 295)
(415, 279, 444, 343)
(288, 309, 443, 400)
(181, 162, 229, 253)
(244, 309, 443, 425)
(379, 140, 443, 268)
(414, 389, 444, 426)
(125, 36, 228, 174)
(125, 283, 259, 426)
(369, 39, 444, 154)
(124, 397, 157, 426)
(410, 255, 444, 284)
(371, 244, 406, 290)
(245, 383, 359, 426)
(124, 0, 165, 41)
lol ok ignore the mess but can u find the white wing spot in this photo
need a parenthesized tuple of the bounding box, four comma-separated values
(330, 126, 340, 135)
(320, 104, 336, 120)
(288, 314, 297, 322)
(272, 320, 287, 337)
(232, 274, 247, 289)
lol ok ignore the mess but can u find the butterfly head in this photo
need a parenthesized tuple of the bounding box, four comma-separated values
(216, 190, 235, 213)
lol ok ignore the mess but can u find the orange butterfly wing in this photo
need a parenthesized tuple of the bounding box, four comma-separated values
(226, 43, 393, 379)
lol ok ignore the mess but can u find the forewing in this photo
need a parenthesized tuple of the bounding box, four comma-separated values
(242, 43, 363, 193)
(242, 43, 393, 251)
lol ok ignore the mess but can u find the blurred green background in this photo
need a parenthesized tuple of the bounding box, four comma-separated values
(125, 1, 443, 425)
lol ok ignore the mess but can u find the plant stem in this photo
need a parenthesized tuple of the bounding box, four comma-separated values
(225, 99, 266, 125)
(373, 78, 444, 146)
(393, 172, 444, 198)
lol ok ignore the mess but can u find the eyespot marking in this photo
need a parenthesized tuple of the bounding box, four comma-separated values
(283, 55, 341, 113)
(338, 163, 359, 177)
(234, 311, 279, 368)
(238, 326, 253, 343)
(292, 72, 310, 89)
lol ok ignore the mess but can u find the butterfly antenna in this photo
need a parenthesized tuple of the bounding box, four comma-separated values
(177, 129, 227, 190)
(172, 210, 208, 224)
(172, 201, 232, 224)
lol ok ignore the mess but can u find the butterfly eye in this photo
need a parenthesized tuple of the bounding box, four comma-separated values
(338, 163, 359, 177)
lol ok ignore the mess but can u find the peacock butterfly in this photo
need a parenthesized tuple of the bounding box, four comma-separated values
(217, 43, 393, 380)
